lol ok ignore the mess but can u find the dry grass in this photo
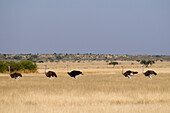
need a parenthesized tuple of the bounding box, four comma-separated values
(37, 61, 170, 74)
(0, 61, 170, 113)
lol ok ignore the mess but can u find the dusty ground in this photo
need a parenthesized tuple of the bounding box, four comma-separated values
(0, 61, 170, 113)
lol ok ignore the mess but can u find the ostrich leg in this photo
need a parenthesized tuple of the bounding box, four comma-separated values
(128, 75, 131, 79)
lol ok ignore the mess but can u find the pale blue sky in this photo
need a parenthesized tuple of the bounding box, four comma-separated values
(0, 0, 170, 55)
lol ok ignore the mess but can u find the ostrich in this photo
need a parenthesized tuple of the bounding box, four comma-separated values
(67, 65, 83, 80)
(121, 66, 138, 79)
(45, 65, 57, 80)
(142, 66, 157, 79)
(8, 66, 22, 80)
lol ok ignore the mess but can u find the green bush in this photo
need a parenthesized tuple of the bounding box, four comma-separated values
(140, 60, 155, 67)
(109, 61, 119, 67)
(0, 61, 7, 73)
(38, 60, 44, 63)
(13, 56, 22, 60)
(136, 60, 140, 62)
(20, 60, 37, 71)
(0, 60, 37, 73)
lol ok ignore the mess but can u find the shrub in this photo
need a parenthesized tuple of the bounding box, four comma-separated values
(20, 60, 37, 71)
(0, 60, 37, 73)
(0, 61, 7, 73)
(136, 60, 140, 62)
(140, 60, 155, 67)
(38, 60, 44, 63)
(56, 55, 63, 60)
(109, 61, 118, 67)
(13, 56, 22, 60)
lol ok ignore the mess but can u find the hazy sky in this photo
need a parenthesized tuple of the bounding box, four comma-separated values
(0, 0, 170, 55)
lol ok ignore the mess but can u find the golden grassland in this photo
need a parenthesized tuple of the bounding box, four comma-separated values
(0, 61, 170, 113)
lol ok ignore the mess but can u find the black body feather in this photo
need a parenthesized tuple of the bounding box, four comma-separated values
(67, 70, 83, 79)
(46, 71, 57, 78)
(10, 72, 22, 79)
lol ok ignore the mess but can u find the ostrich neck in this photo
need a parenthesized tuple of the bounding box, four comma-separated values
(8, 66, 10, 75)
(122, 67, 124, 74)
(67, 65, 69, 73)
(45, 65, 47, 74)
(142, 66, 144, 73)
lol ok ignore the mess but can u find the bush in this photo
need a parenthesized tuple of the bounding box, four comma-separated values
(109, 61, 118, 67)
(20, 60, 37, 71)
(0, 61, 7, 73)
(13, 56, 22, 60)
(140, 60, 155, 67)
(38, 60, 44, 63)
(136, 60, 140, 62)
(0, 60, 37, 73)
(56, 55, 63, 60)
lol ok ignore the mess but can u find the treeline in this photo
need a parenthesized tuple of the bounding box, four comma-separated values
(0, 54, 169, 62)
(0, 60, 37, 73)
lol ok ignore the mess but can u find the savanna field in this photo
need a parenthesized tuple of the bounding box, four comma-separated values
(0, 61, 170, 113)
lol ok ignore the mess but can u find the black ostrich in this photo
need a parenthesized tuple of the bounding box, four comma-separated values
(8, 66, 22, 80)
(142, 66, 157, 79)
(45, 65, 57, 80)
(67, 65, 83, 80)
(121, 66, 138, 79)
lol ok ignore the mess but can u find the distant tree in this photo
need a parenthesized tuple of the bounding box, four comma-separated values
(13, 56, 22, 60)
(109, 61, 118, 67)
(147, 60, 155, 67)
(30, 55, 38, 59)
(140, 60, 155, 67)
(56, 55, 63, 60)
(105, 57, 108, 60)
(48, 57, 54, 62)
(64, 54, 69, 58)
(160, 60, 163, 62)
(92, 58, 96, 61)
(140, 60, 146, 65)
(3, 54, 7, 57)
(38, 61, 44, 63)
(136, 60, 140, 62)
(106, 60, 109, 63)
